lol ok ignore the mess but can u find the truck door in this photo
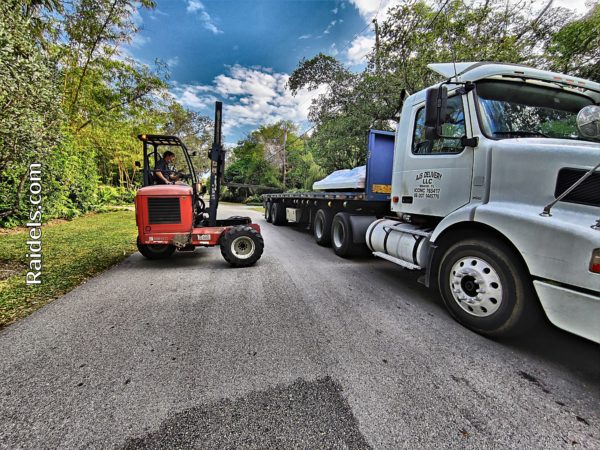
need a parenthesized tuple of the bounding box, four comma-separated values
(396, 94, 474, 216)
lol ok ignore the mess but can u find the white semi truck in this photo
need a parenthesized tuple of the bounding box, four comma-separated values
(263, 62, 600, 343)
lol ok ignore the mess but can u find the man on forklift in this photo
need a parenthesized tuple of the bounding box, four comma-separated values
(154, 151, 183, 185)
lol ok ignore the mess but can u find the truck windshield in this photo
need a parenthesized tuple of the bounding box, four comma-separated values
(476, 80, 595, 142)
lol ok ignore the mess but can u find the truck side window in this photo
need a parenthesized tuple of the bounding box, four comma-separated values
(412, 95, 466, 155)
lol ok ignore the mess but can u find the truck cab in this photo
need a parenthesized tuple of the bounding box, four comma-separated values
(388, 62, 600, 342)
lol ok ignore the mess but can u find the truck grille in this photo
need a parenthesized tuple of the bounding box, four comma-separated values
(555, 168, 600, 207)
(148, 197, 181, 224)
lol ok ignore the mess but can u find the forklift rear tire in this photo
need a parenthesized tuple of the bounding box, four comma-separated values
(265, 202, 273, 223)
(137, 238, 176, 260)
(220, 225, 264, 267)
(271, 202, 287, 226)
(314, 208, 333, 246)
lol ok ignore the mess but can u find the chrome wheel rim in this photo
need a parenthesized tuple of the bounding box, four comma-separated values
(332, 221, 344, 248)
(449, 256, 503, 317)
(231, 236, 255, 259)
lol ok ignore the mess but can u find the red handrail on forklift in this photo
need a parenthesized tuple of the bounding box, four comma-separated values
(134, 102, 264, 267)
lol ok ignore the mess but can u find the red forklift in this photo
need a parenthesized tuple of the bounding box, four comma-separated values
(134, 101, 264, 267)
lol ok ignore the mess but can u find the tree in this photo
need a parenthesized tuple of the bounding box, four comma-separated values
(0, 0, 63, 220)
(544, 3, 600, 82)
(163, 102, 213, 174)
(290, 0, 583, 173)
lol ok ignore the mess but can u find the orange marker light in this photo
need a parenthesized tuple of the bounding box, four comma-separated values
(590, 249, 600, 274)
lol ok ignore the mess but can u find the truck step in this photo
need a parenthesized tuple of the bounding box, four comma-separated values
(372, 252, 422, 270)
(382, 221, 433, 238)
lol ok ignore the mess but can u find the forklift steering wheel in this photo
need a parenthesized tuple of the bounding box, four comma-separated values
(197, 197, 206, 215)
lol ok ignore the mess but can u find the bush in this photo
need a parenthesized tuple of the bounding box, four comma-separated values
(97, 185, 135, 206)
(242, 194, 263, 204)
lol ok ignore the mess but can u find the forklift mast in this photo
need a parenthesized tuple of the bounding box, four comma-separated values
(207, 101, 224, 227)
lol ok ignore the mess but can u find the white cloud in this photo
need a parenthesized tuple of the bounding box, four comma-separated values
(166, 56, 180, 68)
(330, 43, 339, 56)
(298, 34, 312, 39)
(186, 0, 203, 13)
(129, 3, 144, 27)
(170, 65, 326, 138)
(130, 33, 150, 48)
(323, 19, 338, 34)
(346, 35, 374, 65)
(332, 7, 339, 14)
(552, 0, 590, 14)
(349, 0, 401, 22)
(150, 8, 169, 20)
(186, 0, 223, 34)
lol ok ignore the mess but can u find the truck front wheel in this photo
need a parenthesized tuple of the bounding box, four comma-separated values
(265, 202, 272, 223)
(437, 238, 538, 338)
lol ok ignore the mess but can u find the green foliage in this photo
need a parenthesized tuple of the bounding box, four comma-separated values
(544, 3, 600, 82)
(0, 0, 63, 221)
(97, 184, 135, 205)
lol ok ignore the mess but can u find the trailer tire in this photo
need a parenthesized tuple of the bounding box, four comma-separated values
(137, 237, 176, 260)
(220, 225, 264, 267)
(314, 208, 333, 246)
(437, 237, 538, 338)
(271, 202, 287, 226)
(265, 202, 272, 223)
(331, 212, 357, 258)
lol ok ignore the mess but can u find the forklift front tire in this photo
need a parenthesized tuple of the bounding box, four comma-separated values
(137, 238, 176, 259)
(220, 225, 264, 267)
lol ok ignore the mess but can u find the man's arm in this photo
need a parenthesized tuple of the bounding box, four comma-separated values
(154, 160, 172, 184)
(155, 171, 171, 184)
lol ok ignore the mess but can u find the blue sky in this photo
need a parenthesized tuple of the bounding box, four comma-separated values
(127, 0, 381, 144)
(127, 0, 589, 144)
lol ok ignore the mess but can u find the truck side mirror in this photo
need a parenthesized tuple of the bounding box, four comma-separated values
(135, 161, 141, 168)
(424, 85, 448, 140)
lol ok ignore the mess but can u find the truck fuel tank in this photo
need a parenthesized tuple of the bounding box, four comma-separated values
(366, 219, 431, 269)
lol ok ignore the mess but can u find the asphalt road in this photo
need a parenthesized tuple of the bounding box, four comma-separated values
(1, 203, 599, 449)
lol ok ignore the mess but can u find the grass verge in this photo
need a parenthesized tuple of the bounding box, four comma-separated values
(0, 210, 136, 329)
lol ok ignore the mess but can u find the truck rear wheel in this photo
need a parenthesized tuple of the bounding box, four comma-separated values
(220, 225, 264, 267)
(332, 212, 357, 258)
(271, 202, 287, 226)
(314, 208, 333, 246)
(137, 237, 176, 260)
(437, 237, 538, 338)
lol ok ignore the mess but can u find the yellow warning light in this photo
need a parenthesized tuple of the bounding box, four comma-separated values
(141, 134, 147, 140)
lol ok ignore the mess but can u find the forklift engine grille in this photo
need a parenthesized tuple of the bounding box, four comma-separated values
(148, 197, 181, 224)
(555, 168, 600, 208)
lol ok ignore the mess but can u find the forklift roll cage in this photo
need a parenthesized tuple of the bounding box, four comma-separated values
(138, 101, 225, 227)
